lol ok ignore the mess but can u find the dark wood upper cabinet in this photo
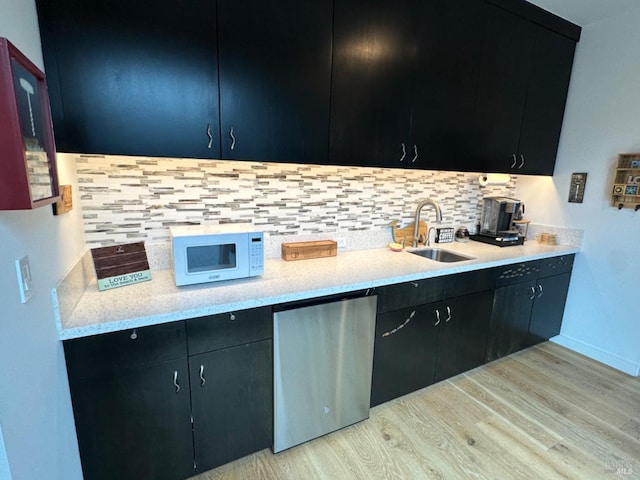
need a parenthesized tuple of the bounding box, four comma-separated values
(475, 3, 576, 175)
(329, 0, 486, 170)
(329, 0, 417, 168)
(475, 6, 531, 173)
(409, 0, 486, 172)
(517, 26, 576, 175)
(35, 0, 579, 174)
(217, 0, 332, 164)
(36, 0, 220, 159)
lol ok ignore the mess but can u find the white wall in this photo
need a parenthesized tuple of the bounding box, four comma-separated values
(517, 9, 640, 375)
(0, 426, 10, 480)
(0, 0, 86, 478)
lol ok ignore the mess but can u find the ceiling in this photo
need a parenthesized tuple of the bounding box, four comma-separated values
(526, 0, 640, 26)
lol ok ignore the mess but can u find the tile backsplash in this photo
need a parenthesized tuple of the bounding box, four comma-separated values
(72, 154, 517, 248)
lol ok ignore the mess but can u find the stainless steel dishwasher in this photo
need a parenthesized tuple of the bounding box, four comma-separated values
(273, 292, 377, 453)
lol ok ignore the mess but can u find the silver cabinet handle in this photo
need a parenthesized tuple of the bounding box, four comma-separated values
(229, 312, 236, 321)
(173, 371, 180, 393)
(129, 329, 137, 340)
(399, 143, 406, 162)
(411, 282, 419, 288)
(412, 145, 418, 163)
(519, 155, 525, 169)
(206, 123, 213, 149)
(199, 365, 206, 387)
(382, 310, 416, 337)
(537, 284, 543, 298)
(229, 127, 236, 150)
(511, 154, 517, 169)
(445, 306, 452, 323)
(529, 286, 536, 300)
(435, 309, 441, 326)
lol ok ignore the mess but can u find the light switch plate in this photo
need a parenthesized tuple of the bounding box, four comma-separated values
(15, 255, 33, 303)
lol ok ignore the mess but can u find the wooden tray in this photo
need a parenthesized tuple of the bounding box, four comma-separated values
(281, 240, 337, 261)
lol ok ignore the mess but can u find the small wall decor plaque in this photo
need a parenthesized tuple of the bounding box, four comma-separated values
(91, 242, 151, 291)
(568, 172, 587, 203)
(52, 184, 72, 215)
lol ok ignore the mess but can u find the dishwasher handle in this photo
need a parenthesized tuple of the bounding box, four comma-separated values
(273, 289, 376, 313)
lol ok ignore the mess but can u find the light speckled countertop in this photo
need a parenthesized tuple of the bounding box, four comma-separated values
(54, 240, 578, 340)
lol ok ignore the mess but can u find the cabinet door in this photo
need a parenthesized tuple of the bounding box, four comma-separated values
(190, 340, 273, 473)
(36, 0, 220, 159)
(329, 0, 417, 168)
(410, 0, 486, 171)
(371, 303, 438, 406)
(68, 360, 194, 480)
(474, 4, 532, 173)
(218, 0, 331, 163)
(486, 280, 536, 362)
(435, 290, 493, 382)
(528, 272, 572, 345)
(517, 28, 576, 175)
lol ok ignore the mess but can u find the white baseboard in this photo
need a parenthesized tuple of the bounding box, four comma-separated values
(552, 335, 639, 376)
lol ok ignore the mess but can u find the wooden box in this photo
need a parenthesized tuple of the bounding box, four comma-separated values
(281, 240, 337, 261)
(91, 242, 151, 291)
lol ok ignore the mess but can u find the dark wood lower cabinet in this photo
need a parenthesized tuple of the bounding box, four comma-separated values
(65, 310, 274, 480)
(190, 340, 273, 473)
(371, 304, 438, 407)
(528, 273, 572, 345)
(372, 287, 493, 406)
(488, 271, 573, 361)
(65, 258, 573, 477)
(69, 359, 194, 480)
(486, 280, 536, 362)
(435, 290, 493, 382)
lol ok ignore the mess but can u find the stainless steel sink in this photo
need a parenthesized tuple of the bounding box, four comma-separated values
(408, 248, 475, 263)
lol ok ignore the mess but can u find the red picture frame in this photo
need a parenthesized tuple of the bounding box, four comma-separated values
(0, 37, 60, 210)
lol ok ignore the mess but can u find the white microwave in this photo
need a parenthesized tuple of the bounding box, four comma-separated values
(170, 223, 264, 286)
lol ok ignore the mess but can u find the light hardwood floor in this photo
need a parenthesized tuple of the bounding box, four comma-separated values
(192, 343, 640, 479)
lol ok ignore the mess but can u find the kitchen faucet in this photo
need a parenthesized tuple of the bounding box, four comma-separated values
(413, 198, 443, 247)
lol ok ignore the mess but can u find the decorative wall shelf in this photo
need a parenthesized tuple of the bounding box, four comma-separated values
(611, 153, 640, 210)
(0, 37, 59, 210)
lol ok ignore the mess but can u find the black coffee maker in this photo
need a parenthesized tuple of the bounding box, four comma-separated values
(472, 197, 524, 246)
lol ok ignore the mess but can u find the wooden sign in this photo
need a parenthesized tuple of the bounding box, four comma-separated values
(91, 242, 151, 291)
(52, 184, 72, 215)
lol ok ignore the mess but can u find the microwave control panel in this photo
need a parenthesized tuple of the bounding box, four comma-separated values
(249, 234, 264, 275)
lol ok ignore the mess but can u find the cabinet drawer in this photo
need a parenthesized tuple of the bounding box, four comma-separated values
(538, 254, 574, 277)
(187, 306, 272, 355)
(64, 321, 187, 380)
(377, 277, 445, 314)
(495, 260, 540, 287)
(443, 267, 497, 298)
